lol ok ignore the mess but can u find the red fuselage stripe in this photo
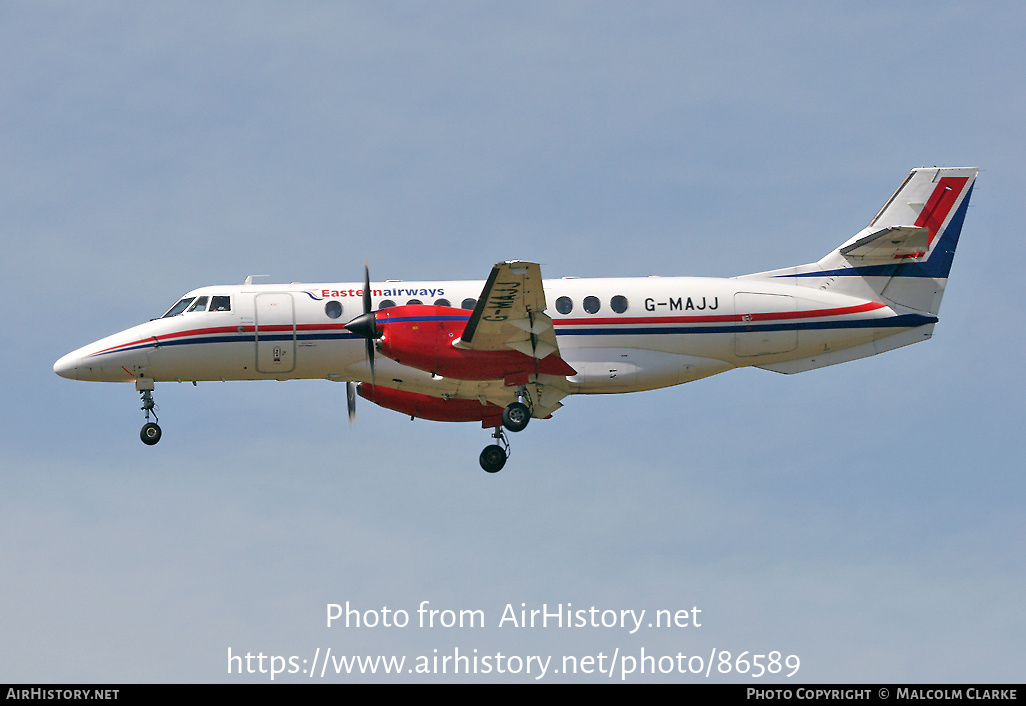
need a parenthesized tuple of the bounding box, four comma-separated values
(556, 301, 887, 326)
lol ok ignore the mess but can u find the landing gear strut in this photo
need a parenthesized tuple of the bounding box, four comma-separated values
(482, 389, 535, 472)
(479, 427, 509, 473)
(137, 379, 161, 446)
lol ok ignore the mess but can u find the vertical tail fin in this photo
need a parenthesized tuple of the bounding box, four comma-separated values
(861, 166, 976, 279)
(746, 167, 977, 315)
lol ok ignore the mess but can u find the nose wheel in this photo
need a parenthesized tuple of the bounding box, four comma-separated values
(137, 383, 161, 446)
(140, 421, 162, 445)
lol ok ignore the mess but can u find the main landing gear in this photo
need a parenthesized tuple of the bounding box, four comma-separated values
(137, 379, 161, 446)
(479, 427, 509, 473)
(501, 401, 531, 432)
(478, 398, 533, 473)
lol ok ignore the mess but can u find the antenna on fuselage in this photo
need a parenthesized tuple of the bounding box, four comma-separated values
(243, 275, 269, 285)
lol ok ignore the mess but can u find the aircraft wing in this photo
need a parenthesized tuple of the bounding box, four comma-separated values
(457, 261, 563, 362)
(348, 261, 574, 420)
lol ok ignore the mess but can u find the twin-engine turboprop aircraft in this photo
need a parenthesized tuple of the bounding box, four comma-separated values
(54, 167, 977, 472)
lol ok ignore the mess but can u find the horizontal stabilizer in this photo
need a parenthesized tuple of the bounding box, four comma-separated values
(839, 225, 930, 260)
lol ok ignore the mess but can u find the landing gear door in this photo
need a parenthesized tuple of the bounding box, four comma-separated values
(255, 293, 296, 373)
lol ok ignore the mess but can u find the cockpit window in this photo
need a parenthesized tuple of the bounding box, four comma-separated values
(163, 295, 230, 316)
(162, 297, 195, 317)
(210, 296, 231, 312)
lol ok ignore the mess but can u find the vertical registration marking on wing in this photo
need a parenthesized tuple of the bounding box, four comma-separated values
(462, 263, 541, 345)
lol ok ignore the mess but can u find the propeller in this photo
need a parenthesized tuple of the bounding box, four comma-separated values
(344, 261, 382, 383)
(347, 381, 357, 425)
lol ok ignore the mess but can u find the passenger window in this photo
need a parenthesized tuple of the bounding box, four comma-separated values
(210, 295, 231, 312)
(406, 299, 423, 305)
(583, 296, 600, 314)
(379, 300, 396, 309)
(555, 296, 573, 315)
(325, 301, 343, 319)
(461, 298, 477, 310)
(434, 298, 451, 307)
(187, 296, 209, 312)
(610, 295, 628, 314)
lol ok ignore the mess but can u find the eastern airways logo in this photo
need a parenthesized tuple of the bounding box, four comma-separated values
(305, 287, 447, 300)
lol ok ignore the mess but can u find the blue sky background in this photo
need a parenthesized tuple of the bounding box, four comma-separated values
(2, 2, 1023, 682)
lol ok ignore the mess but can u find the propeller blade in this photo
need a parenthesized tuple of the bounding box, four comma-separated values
(363, 261, 372, 317)
(347, 381, 357, 425)
(366, 338, 376, 382)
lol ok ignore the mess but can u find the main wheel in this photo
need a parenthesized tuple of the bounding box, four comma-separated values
(502, 402, 531, 432)
(140, 422, 162, 446)
(479, 445, 507, 473)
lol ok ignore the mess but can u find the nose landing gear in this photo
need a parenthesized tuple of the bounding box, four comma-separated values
(140, 418, 161, 445)
(136, 379, 161, 446)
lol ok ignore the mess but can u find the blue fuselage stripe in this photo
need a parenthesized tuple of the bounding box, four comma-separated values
(557, 313, 934, 336)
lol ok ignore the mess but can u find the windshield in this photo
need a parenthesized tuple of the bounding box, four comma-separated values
(162, 297, 195, 318)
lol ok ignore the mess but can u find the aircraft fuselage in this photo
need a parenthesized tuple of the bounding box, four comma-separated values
(54, 274, 928, 394)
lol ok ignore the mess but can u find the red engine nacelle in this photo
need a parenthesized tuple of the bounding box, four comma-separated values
(357, 383, 503, 426)
(374, 305, 575, 382)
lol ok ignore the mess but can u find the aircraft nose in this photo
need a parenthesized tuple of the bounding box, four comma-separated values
(53, 352, 79, 380)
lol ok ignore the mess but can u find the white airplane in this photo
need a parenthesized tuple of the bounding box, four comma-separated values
(55, 167, 977, 472)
